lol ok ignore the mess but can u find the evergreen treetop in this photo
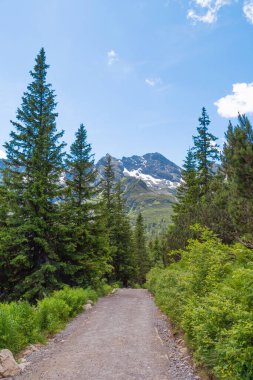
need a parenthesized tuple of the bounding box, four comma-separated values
(193, 107, 219, 192)
(65, 123, 97, 209)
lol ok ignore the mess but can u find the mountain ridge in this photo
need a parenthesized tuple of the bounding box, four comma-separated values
(96, 152, 181, 234)
(96, 152, 181, 193)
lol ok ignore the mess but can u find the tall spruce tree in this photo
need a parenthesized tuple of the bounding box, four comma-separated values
(60, 124, 110, 287)
(110, 182, 136, 286)
(222, 114, 253, 245)
(166, 148, 200, 251)
(0, 48, 65, 301)
(134, 212, 150, 285)
(193, 107, 219, 195)
(101, 157, 136, 285)
(173, 147, 198, 215)
(102, 154, 115, 224)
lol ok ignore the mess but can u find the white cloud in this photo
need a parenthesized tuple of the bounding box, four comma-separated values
(145, 78, 162, 87)
(214, 83, 253, 117)
(243, 0, 253, 23)
(107, 50, 118, 65)
(0, 150, 6, 159)
(187, 0, 233, 24)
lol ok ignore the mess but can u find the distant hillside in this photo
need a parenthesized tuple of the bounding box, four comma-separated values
(96, 153, 182, 235)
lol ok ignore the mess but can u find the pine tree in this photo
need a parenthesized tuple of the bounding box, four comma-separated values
(0, 48, 66, 301)
(110, 182, 136, 286)
(148, 237, 164, 267)
(166, 148, 200, 251)
(102, 154, 115, 225)
(134, 212, 150, 285)
(65, 124, 97, 209)
(60, 124, 110, 287)
(193, 107, 219, 195)
(101, 158, 136, 285)
(173, 147, 199, 215)
(222, 114, 253, 245)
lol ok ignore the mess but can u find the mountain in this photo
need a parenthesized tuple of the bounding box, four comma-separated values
(0, 153, 181, 235)
(96, 153, 182, 235)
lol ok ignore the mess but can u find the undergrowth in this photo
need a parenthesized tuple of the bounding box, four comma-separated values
(0, 283, 115, 353)
(146, 227, 253, 380)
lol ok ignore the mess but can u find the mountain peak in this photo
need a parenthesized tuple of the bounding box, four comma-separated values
(96, 152, 181, 194)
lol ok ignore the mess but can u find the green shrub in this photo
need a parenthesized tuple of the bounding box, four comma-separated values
(83, 287, 98, 303)
(146, 228, 253, 379)
(36, 297, 71, 334)
(52, 287, 88, 317)
(0, 286, 100, 353)
(0, 301, 40, 353)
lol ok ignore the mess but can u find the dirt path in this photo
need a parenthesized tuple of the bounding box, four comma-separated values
(14, 289, 199, 380)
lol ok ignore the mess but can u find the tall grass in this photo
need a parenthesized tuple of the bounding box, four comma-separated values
(0, 284, 113, 354)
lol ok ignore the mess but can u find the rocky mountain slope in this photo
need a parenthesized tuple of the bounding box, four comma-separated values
(96, 153, 182, 234)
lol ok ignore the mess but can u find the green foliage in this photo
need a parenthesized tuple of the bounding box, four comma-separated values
(0, 286, 103, 353)
(134, 212, 150, 284)
(60, 123, 111, 289)
(193, 107, 219, 194)
(222, 114, 253, 245)
(101, 160, 137, 286)
(36, 297, 71, 334)
(0, 48, 66, 301)
(146, 230, 253, 379)
(174, 147, 199, 214)
(0, 302, 41, 353)
(0, 51, 112, 301)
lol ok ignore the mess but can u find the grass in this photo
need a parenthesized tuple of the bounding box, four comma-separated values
(0, 284, 114, 354)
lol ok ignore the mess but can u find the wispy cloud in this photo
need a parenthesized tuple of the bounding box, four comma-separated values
(106, 50, 134, 74)
(107, 50, 119, 65)
(145, 77, 162, 87)
(243, 0, 253, 23)
(214, 83, 253, 117)
(186, 0, 253, 24)
(187, 0, 233, 24)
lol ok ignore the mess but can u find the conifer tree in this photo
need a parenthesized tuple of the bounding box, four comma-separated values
(101, 158, 136, 285)
(102, 154, 115, 224)
(193, 107, 219, 195)
(166, 148, 200, 251)
(60, 124, 110, 287)
(110, 182, 136, 286)
(134, 212, 150, 284)
(222, 114, 253, 245)
(0, 48, 65, 301)
(173, 147, 199, 215)
(149, 237, 163, 267)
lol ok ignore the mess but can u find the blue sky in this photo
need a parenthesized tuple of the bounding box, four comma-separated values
(0, 0, 253, 165)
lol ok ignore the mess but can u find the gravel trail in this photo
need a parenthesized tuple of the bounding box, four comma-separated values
(14, 289, 199, 380)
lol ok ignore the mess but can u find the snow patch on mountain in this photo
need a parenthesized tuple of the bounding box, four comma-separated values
(123, 168, 180, 190)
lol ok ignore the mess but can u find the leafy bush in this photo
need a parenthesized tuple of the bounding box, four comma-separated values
(0, 302, 40, 352)
(36, 297, 71, 333)
(0, 286, 101, 353)
(52, 287, 88, 317)
(146, 227, 253, 379)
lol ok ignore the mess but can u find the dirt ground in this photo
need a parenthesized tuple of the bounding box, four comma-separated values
(13, 289, 200, 380)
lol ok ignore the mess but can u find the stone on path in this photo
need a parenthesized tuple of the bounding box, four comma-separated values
(0, 349, 20, 378)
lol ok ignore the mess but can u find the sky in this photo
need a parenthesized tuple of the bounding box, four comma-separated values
(0, 0, 253, 166)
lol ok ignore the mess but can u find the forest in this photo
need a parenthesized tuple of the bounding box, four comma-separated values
(0, 49, 252, 379)
(0, 48, 149, 303)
